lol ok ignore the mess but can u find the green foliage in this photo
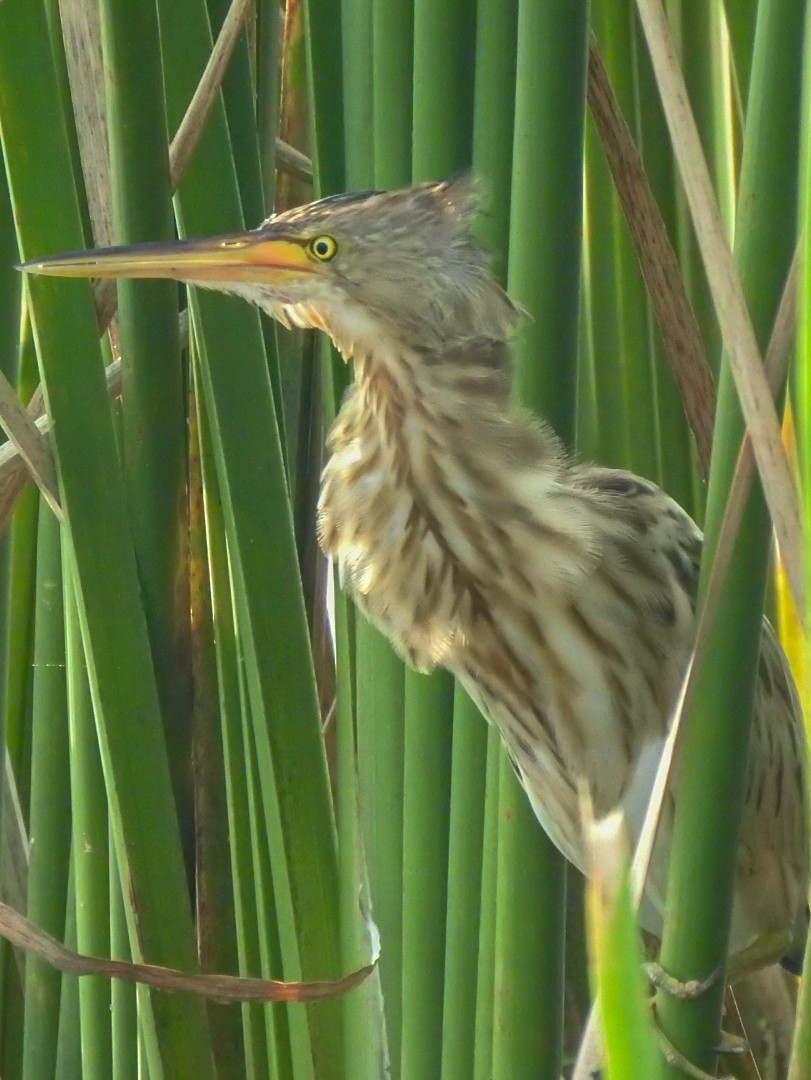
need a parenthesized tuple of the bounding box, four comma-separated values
(0, 3, 808, 1080)
(585, 822, 664, 1080)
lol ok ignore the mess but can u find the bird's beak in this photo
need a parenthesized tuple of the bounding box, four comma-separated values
(19, 232, 317, 285)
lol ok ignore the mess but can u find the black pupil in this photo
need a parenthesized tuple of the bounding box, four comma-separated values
(315, 239, 330, 256)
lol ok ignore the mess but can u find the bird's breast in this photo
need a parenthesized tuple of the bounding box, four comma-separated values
(319, 390, 703, 882)
(318, 428, 469, 672)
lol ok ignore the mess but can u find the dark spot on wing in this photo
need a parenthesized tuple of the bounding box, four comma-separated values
(514, 734, 534, 761)
(652, 595, 676, 626)
(758, 652, 773, 694)
(664, 545, 699, 602)
(591, 472, 657, 498)
(507, 750, 523, 782)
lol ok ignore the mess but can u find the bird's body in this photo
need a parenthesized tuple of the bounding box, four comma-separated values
(24, 178, 808, 966)
(316, 259, 807, 959)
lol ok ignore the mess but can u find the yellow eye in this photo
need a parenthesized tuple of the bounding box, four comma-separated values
(308, 234, 338, 261)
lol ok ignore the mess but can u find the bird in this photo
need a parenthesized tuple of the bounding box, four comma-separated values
(22, 177, 808, 980)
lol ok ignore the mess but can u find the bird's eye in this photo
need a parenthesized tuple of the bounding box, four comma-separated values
(308, 235, 338, 261)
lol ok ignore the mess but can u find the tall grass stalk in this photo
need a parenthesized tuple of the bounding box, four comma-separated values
(0, 5, 808, 1080)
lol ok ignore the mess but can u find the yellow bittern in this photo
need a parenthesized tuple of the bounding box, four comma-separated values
(23, 178, 808, 983)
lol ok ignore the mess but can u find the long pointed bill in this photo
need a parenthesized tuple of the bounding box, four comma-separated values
(19, 232, 317, 285)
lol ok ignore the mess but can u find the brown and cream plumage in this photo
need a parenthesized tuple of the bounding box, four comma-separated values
(23, 178, 808, 967)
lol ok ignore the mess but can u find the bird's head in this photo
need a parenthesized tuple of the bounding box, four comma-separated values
(21, 178, 518, 359)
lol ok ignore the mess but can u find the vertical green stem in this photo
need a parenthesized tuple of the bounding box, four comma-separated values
(66, 568, 111, 1080)
(99, 0, 192, 872)
(22, 506, 68, 1080)
(439, 691, 489, 1080)
(497, 5, 589, 1080)
(656, 1, 807, 1073)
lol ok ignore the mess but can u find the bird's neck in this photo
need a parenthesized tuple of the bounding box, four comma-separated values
(317, 329, 568, 665)
(332, 330, 559, 497)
